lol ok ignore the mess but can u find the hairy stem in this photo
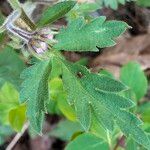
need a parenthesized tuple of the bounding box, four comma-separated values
(7, 0, 20, 10)
(20, 9, 36, 30)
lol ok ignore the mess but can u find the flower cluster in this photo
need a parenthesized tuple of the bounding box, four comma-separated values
(1, 10, 55, 55)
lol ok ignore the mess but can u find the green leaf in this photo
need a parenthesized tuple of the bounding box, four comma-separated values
(50, 57, 62, 79)
(49, 120, 83, 141)
(66, 2, 99, 22)
(46, 99, 60, 114)
(9, 105, 26, 131)
(78, 3, 99, 13)
(37, 1, 76, 27)
(97, 0, 133, 10)
(65, 133, 109, 150)
(137, 0, 150, 7)
(0, 125, 14, 145)
(0, 83, 18, 104)
(99, 69, 114, 78)
(49, 77, 64, 100)
(0, 78, 5, 88)
(75, 58, 88, 66)
(120, 62, 148, 101)
(20, 60, 51, 133)
(0, 46, 25, 90)
(57, 94, 76, 121)
(137, 102, 150, 123)
(126, 138, 138, 150)
(90, 116, 107, 141)
(59, 58, 150, 149)
(0, 83, 19, 124)
(116, 111, 150, 149)
(49, 77, 76, 121)
(54, 17, 129, 51)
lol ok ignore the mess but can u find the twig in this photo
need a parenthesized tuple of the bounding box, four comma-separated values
(6, 122, 29, 150)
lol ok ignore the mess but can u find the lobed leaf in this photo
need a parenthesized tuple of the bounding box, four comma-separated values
(58, 58, 150, 149)
(20, 60, 51, 133)
(54, 17, 129, 51)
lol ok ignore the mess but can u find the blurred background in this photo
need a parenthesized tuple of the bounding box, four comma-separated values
(0, 0, 150, 150)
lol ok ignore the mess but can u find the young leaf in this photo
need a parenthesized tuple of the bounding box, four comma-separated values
(54, 17, 129, 51)
(0, 83, 19, 124)
(49, 78, 76, 121)
(59, 58, 150, 149)
(120, 62, 148, 101)
(20, 60, 51, 133)
(50, 57, 62, 79)
(9, 105, 26, 132)
(66, 2, 99, 22)
(37, 1, 76, 27)
(65, 133, 109, 150)
(0, 46, 25, 90)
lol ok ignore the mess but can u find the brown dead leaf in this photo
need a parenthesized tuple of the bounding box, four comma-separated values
(90, 34, 150, 78)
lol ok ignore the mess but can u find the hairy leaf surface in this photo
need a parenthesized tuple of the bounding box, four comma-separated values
(20, 60, 51, 133)
(37, 1, 76, 26)
(54, 17, 129, 51)
(59, 59, 150, 149)
(0, 46, 25, 90)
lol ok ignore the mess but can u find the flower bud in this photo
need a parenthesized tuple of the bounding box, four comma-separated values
(28, 38, 49, 54)
(1, 10, 56, 56)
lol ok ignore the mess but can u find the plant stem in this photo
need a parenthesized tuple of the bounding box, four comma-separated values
(20, 9, 36, 30)
(8, 0, 36, 30)
(7, 0, 20, 10)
